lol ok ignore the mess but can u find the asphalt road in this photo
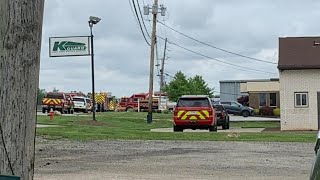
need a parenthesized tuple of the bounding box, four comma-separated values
(34, 139, 314, 180)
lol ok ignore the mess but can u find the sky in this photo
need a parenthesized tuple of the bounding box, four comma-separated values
(39, 0, 320, 97)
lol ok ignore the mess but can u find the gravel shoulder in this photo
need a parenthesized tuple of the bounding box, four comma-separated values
(34, 138, 314, 180)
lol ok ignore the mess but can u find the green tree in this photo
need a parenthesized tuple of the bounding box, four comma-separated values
(189, 75, 213, 97)
(37, 88, 46, 105)
(164, 71, 189, 102)
(164, 71, 214, 101)
(53, 87, 59, 92)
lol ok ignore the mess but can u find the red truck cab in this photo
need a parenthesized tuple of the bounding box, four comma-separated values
(173, 95, 217, 132)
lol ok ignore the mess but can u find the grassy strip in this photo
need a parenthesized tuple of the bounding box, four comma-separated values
(36, 112, 316, 142)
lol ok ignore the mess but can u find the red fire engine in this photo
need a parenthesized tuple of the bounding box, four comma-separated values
(117, 93, 159, 112)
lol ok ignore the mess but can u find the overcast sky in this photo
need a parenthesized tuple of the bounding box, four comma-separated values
(39, 0, 320, 97)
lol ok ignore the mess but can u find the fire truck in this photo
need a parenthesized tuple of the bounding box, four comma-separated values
(117, 93, 159, 112)
(91, 92, 118, 112)
(42, 92, 74, 114)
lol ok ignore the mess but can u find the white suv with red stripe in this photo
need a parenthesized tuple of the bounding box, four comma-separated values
(173, 95, 217, 132)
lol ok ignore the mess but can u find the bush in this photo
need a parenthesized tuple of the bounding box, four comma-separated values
(254, 109, 260, 115)
(163, 110, 170, 114)
(259, 106, 274, 116)
(273, 108, 280, 116)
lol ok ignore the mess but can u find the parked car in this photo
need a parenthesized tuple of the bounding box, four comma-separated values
(173, 95, 217, 132)
(72, 96, 91, 113)
(213, 103, 230, 130)
(310, 131, 320, 180)
(220, 101, 254, 117)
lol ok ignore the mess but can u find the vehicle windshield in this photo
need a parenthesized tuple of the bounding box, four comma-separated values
(177, 98, 210, 107)
(73, 98, 85, 102)
(45, 93, 64, 99)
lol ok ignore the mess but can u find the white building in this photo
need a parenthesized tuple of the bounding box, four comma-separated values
(279, 37, 320, 130)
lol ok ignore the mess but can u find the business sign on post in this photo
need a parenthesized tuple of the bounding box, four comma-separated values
(49, 36, 91, 57)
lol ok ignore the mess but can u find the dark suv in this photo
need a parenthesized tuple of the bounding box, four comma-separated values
(220, 101, 254, 117)
(213, 104, 230, 129)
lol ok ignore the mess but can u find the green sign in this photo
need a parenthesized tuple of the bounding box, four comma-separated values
(49, 36, 90, 57)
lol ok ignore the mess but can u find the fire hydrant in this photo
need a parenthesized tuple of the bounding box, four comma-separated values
(48, 108, 54, 121)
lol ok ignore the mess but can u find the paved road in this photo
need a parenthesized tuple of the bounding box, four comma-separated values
(151, 127, 265, 133)
(230, 115, 280, 122)
(34, 139, 314, 180)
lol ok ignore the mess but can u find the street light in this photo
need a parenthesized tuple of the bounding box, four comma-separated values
(88, 16, 101, 121)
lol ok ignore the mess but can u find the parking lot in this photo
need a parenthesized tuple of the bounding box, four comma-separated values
(34, 139, 314, 180)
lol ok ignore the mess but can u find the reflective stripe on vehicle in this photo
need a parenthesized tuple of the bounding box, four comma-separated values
(42, 98, 61, 105)
(177, 110, 209, 120)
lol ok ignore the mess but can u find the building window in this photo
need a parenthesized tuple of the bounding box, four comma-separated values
(294, 92, 308, 108)
(270, 93, 277, 107)
(259, 93, 267, 107)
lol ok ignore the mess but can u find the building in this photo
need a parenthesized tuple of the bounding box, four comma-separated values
(279, 36, 320, 131)
(240, 79, 280, 109)
(219, 80, 247, 101)
(220, 79, 280, 109)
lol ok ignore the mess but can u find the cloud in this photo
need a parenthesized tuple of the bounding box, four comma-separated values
(40, 0, 319, 97)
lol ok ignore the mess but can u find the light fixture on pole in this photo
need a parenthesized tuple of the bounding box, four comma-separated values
(88, 16, 101, 121)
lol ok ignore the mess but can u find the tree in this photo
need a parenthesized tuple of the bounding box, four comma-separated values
(164, 71, 214, 101)
(188, 75, 213, 97)
(0, 1, 44, 179)
(37, 88, 46, 105)
(52, 87, 59, 92)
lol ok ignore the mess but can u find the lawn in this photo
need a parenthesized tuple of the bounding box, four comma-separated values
(36, 112, 317, 142)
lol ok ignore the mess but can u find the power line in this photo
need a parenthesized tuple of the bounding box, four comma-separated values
(129, 0, 150, 46)
(157, 21, 277, 65)
(157, 36, 277, 75)
(136, 0, 151, 38)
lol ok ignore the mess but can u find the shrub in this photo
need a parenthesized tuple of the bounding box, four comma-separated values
(254, 109, 260, 115)
(163, 110, 170, 114)
(273, 108, 280, 116)
(259, 106, 274, 116)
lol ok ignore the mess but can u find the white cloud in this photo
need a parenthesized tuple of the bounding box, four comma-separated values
(40, 0, 319, 97)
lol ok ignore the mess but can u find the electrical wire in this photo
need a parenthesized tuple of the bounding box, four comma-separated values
(157, 36, 277, 75)
(129, 0, 150, 46)
(0, 122, 14, 175)
(136, 0, 150, 38)
(157, 21, 277, 65)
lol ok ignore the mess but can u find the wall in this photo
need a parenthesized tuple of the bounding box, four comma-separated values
(280, 70, 320, 130)
(248, 92, 280, 109)
(220, 82, 244, 101)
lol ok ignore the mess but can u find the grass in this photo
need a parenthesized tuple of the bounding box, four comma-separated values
(36, 112, 316, 142)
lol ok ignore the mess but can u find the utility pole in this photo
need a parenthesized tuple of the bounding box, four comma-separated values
(144, 0, 166, 123)
(159, 38, 167, 110)
(0, 0, 44, 179)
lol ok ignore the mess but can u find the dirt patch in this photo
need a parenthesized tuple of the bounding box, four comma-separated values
(79, 120, 105, 126)
(34, 139, 314, 180)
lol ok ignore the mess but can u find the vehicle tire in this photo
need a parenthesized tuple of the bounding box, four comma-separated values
(173, 126, 183, 132)
(42, 108, 46, 114)
(242, 110, 249, 117)
(209, 125, 217, 132)
(222, 119, 230, 130)
(126, 107, 134, 112)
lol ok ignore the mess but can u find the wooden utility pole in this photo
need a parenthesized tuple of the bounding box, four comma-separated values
(147, 0, 158, 123)
(159, 38, 167, 110)
(0, 0, 44, 179)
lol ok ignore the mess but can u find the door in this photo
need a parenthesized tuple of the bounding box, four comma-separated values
(318, 92, 320, 130)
